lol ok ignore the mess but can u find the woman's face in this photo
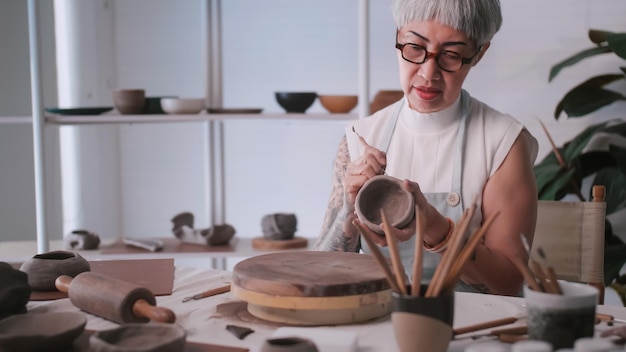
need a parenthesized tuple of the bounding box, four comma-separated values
(396, 21, 488, 113)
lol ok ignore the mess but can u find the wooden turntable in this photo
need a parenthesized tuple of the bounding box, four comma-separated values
(231, 251, 392, 325)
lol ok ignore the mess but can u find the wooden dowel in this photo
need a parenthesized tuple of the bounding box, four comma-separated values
(545, 266, 562, 294)
(530, 260, 549, 293)
(411, 205, 424, 297)
(453, 316, 518, 335)
(511, 255, 541, 292)
(441, 211, 499, 294)
(380, 209, 407, 295)
(428, 203, 476, 297)
(354, 220, 402, 293)
(490, 325, 528, 336)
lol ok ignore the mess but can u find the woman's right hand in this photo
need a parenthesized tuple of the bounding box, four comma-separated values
(343, 136, 387, 205)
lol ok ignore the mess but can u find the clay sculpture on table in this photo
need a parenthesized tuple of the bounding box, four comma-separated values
(171, 211, 236, 246)
(64, 229, 101, 250)
(19, 251, 90, 291)
(261, 213, 298, 240)
(0, 262, 31, 320)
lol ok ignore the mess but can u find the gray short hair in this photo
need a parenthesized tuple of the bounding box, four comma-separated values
(392, 0, 502, 46)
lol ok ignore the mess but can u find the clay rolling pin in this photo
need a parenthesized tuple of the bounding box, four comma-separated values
(55, 272, 176, 324)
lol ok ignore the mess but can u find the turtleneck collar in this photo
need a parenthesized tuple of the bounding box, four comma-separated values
(400, 94, 462, 134)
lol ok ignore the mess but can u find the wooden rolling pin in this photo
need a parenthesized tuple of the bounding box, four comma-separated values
(55, 272, 176, 324)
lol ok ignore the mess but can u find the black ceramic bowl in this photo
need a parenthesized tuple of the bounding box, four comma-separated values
(275, 92, 317, 113)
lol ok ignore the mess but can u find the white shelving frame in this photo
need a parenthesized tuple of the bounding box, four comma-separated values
(24, 0, 370, 253)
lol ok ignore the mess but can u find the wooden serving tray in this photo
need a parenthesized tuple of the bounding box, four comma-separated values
(251, 237, 308, 250)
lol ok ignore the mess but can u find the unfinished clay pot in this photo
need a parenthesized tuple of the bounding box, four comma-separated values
(0, 312, 87, 352)
(261, 213, 297, 240)
(0, 262, 31, 320)
(20, 251, 90, 291)
(355, 175, 415, 234)
(89, 323, 186, 352)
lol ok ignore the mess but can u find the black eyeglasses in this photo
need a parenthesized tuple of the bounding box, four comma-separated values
(395, 42, 482, 73)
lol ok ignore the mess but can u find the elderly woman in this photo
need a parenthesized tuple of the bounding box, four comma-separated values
(313, 0, 538, 296)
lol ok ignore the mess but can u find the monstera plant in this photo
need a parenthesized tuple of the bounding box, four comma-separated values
(533, 29, 626, 303)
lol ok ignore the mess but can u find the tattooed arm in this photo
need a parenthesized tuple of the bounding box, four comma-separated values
(313, 136, 361, 252)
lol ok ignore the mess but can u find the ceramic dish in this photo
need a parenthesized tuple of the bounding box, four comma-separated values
(207, 108, 263, 114)
(0, 312, 87, 352)
(45, 107, 113, 115)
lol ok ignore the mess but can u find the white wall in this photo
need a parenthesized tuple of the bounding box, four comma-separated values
(0, 0, 62, 242)
(1, 0, 626, 246)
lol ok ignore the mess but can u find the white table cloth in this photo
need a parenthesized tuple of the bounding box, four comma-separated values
(26, 266, 626, 352)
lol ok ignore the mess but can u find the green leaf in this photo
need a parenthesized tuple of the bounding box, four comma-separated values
(609, 144, 626, 175)
(588, 29, 610, 44)
(593, 168, 626, 215)
(606, 32, 626, 59)
(537, 168, 576, 200)
(554, 74, 624, 119)
(559, 122, 609, 162)
(534, 163, 564, 196)
(577, 151, 617, 177)
(558, 86, 624, 118)
(549, 46, 613, 82)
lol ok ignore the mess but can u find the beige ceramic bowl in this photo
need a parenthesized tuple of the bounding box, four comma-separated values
(160, 98, 205, 114)
(318, 95, 358, 113)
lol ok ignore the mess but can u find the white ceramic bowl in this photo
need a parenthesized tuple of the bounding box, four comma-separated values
(160, 98, 205, 115)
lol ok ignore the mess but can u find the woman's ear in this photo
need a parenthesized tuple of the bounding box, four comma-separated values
(472, 41, 491, 66)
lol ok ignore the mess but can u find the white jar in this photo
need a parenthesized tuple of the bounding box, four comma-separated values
(465, 342, 508, 352)
(512, 340, 553, 352)
(573, 338, 615, 352)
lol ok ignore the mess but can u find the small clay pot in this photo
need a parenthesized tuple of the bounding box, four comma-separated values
(19, 251, 90, 291)
(113, 89, 146, 115)
(355, 175, 415, 234)
(89, 323, 186, 352)
(261, 213, 297, 240)
(261, 337, 319, 352)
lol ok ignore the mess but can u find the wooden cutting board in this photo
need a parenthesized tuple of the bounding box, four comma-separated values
(231, 251, 392, 325)
(29, 258, 175, 301)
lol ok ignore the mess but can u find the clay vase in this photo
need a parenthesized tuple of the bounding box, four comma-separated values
(261, 213, 298, 240)
(355, 175, 415, 234)
(370, 90, 404, 114)
(112, 89, 146, 114)
(391, 285, 454, 352)
(89, 323, 186, 352)
(260, 337, 319, 352)
(19, 251, 90, 291)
